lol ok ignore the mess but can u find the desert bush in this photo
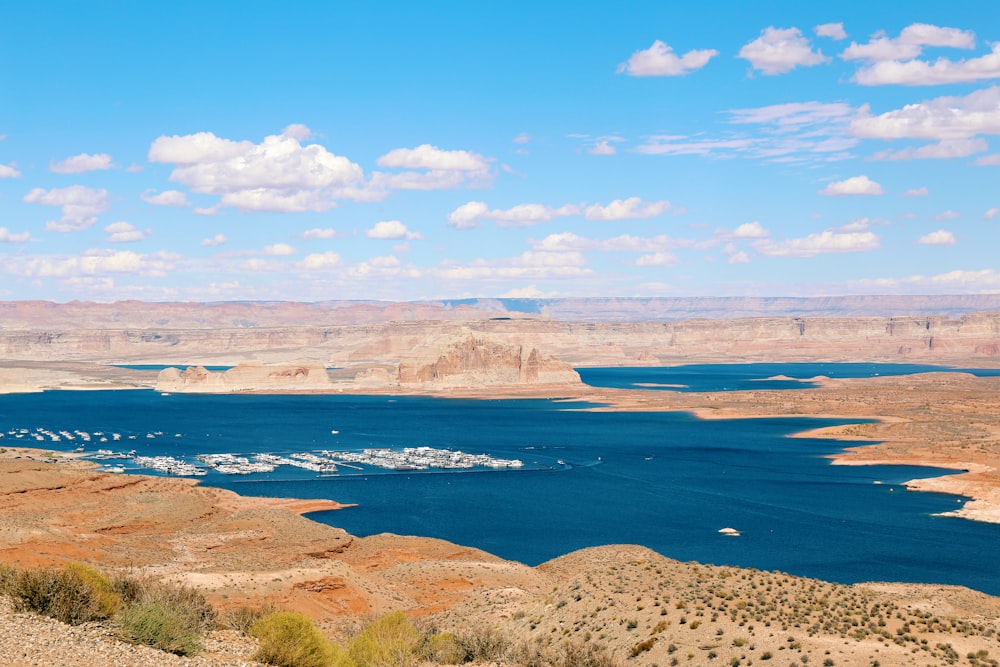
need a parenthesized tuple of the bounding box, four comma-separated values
(421, 632, 465, 665)
(349, 611, 423, 667)
(225, 603, 279, 634)
(6, 564, 119, 625)
(251, 610, 350, 667)
(116, 582, 216, 656)
(457, 624, 515, 663)
(0, 563, 17, 591)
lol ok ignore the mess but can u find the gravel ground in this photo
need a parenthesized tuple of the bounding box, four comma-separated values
(0, 600, 262, 667)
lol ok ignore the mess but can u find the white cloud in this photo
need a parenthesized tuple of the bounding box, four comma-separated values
(434, 251, 591, 281)
(976, 154, 1000, 166)
(372, 144, 493, 192)
(0, 227, 31, 243)
(448, 201, 490, 229)
(141, 189, 191, 207)
(815, 23, 847, 40)
(636, 101, 860, 164)
(366, 220, 423, 240)
(837, 217, 884, 232)
(447, 201, 581, 229)
(984, 208, 999, 220)
(855, 268, 1000, 293)
(853, 44, 1000, 86)
(933, 210, 961, 220)
(23, 185, 110, 232)
(634, 252, 676, 267)
(148, 128, 366, 212)
(500, 285, 546, 298)
(4, 249, 177, 279)
(589, 140, 617, 155)
(918, 230, 956, 245)
(819, 175, 884, 196)
(904, 187, 929, 197)
(617, 40, 718, 76)
(377, 144, 489, 172)
(264, 243, 296, 256)
(727, 250, 750, 264)
(732, 221, 769, 239)
(282, 123, 312, 141)
(872, 138, 988, 160)
(301, 227, 337, 239)
(869, 86, 998, 135)
(104, 221, 148, 243)
(200, 233, 227, 247)
(0, 164, 21, 178)
(738, 27, 828, 75)
(584, 197, 670, 221)
(531, 232, 685, 253)
(753, 230, 880, 257)
(513, 133, 531, 145)
(50, 153, 115, 174)
(299, 251, 341, 270)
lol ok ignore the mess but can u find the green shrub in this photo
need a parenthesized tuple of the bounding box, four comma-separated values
(7, 565, 116, 625)
(250, 610, 350, 667)
(349, 611, 423, 667)
(116, 582, 216, 656)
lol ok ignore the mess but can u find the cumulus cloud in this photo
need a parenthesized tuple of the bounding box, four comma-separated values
(984, 207, 999, 220)
(904, 187, 929, 197)
(617, 40, 718, 76)
(23, 185, 110, 232)
(0, 164, 21, 178)
(819, 175, 884, 196)
(0, 227, 31, 243)
(299, 251, 342, 270)
(372, 144, 493, 191)
(50, 153, 115, 174)
(853, 268, 1000, 293)
(141, 190, 191, 207)
(918, 230, 956, 245)
(301, 227, 337, 240)
(752, 229, 881, 257)
(815, 23, 847, 40)
(365, 220, 423, 240)
(4, 249, 177, 279)
(732, 221, 770, 239)
(148, 127, 366, 213)
(634, 252, 676, 267)
(200, 233, 227, 247)
(104, 221, 148, 243)
(738, 27, 828, 75)
(840, 24, 999, 86)
(583, 197, 670, 221)
(264, 243, 296, 256)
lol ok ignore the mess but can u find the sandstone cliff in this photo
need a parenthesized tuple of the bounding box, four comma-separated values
(359, 332, 581, 389)
(155, 362, 333, 393)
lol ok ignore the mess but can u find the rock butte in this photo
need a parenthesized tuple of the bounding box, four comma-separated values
(3, 296, 1000, 665)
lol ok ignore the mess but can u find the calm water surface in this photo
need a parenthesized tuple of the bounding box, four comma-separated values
(1, 363, 997, 594)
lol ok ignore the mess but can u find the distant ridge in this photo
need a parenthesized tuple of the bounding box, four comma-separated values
(2, 294, 1000, 329)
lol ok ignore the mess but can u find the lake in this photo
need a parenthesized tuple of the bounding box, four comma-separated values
(1, 363, 998, 594)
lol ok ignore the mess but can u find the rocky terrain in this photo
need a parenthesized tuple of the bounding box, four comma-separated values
(4, 297, 1000, 665)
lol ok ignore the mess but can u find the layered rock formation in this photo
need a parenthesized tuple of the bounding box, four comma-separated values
(155, 363, 333, 393)
(393, 332, 581, 388)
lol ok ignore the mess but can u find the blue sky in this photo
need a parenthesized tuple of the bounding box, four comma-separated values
(1, 1, 998, 302)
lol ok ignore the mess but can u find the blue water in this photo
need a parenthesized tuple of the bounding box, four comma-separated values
(1, 367, 998, 594)
(579, 362, 1000, 392)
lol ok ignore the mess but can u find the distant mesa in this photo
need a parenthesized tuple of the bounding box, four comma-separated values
(356, 330, 581, 389)
(155, 362, 333, 393)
